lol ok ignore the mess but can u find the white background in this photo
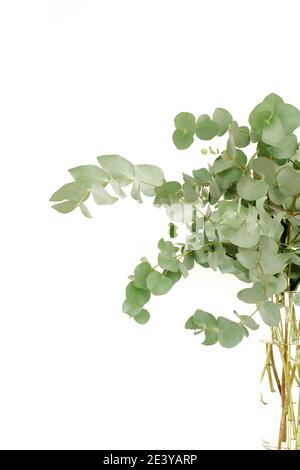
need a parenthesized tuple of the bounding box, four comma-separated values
(1, 0, 298, 450)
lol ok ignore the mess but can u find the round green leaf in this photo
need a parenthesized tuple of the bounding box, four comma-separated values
(134, 309, 150, 325)
(158, 239, 176, 254)
(172, 129, 194, 150)
(249, 100, 273, 133)
(174, 112, 196, 132)
(217, 317, 245, 348)
(122, 300, 143, 317)
(237, 173, 268, 201)
(277, 166, 300, 196)
(202, 330, 218, 346)
(262, 116, 286, 146)
(218, 166, 242, 183)
(126, 281, 150, 307)
(268, 134, 298, 160)
(164, 270, 182, 284)
(251, 157, 277, 185)
(237, 283, 267, 304)
(133, 262, 152, 290)
(182, 183, 198, 202)
(193, 309, 217, 329)
(220, 223, 260, 249)
(195, 114, 218, 140)
(192, 168, 213, 184)
(276, 102, 300, 134)
(268, 186, 287, 205)
(212, 108, 233, 136)
(158, 252, 179, 272)
(229, 122, 250, 148)
(259, 301, 281, 327)
(146, 271, 173, 295)
(155, 181, 182, 204)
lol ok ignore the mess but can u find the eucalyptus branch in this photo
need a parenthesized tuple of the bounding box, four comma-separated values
(50, 93, 300, 347)
(51, 93, 300, 450)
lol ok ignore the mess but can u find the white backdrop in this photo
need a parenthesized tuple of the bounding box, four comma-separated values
(1, 0, 298, 450)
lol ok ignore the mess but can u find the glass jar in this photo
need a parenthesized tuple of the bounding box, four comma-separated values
(260, 291, 300, 450)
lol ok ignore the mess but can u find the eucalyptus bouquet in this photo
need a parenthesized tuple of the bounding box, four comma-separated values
(51, 94, 300, 450)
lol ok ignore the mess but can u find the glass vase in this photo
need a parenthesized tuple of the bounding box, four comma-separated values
(260, 291, 300, 450)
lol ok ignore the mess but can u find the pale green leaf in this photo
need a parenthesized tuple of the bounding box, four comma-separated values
(130, 179, 142, 202)
(182, 183, 198, 202)
(172, 129, 194, 149)
(164, 270, 182, 284)
(229, 122, 250, 148)
(276, 102, 300, 134)
(158, 252, 179, 272)
(262, 116, 286, 146)
(135, 164, 165, 196)
(126, 281, 150, 307)
(51, 200, 77, 214)
(97, 155, 134, 184)
(133, 262, 152, 290)
(79, 203, 92, 218)
(212, 108, 233, 136)
(91, 183, 118, 205)
(251, 158, 277, 185)
(259, 301, 281, 327)
(158, 239, 176, 254)
(237, 173, 268, 201)
(217, 317, 245, 348)
(146, 271, 172, 295)
(220, 223, 260, 248)
(50, 182, 88, 203)
(122, 300, 143, 317)
(111, 178, 127, 198)
(238, 283, 268, 304)
(192, 168, 213, 184)
(134, 309, 150, 325)
(256, 198, 284, 240)
(277, 166, 300, 196)
(174, 112, 196, 132)
(193, 310, 217, 329)
(195, 114, 218, 140)
(269, 134, 298, 160)
(202, 330, 218, 345)
(68, 164, 109, 185)
(238, 314, 259, 330)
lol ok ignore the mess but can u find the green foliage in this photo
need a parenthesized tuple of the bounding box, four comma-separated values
(146, 271, 173, 295)
(126, 281, 150, 308)
(133, 262, 152, 290)
(51, 93, 300, 348)
(134, 309, 150, 325)
(51, 200, 78, 214)
(172, 112, 196, 149)
(195, 115, 218, 140)
(258, 301, 281, 327)
(185, 309, 246, 348)
(50, 182, 88, 203)
(212, 108, 233, 136)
